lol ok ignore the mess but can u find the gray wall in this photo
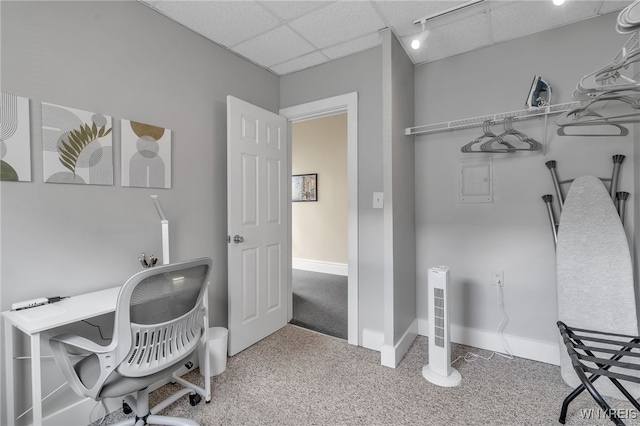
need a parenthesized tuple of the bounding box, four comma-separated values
(0, 0, 279, 319)
(291, 114, 348, 264)
(414, 12, 636, 345)
(1, 1, 279, 422)
(280, 47, 384, 340)
(381, 31, 416, 345)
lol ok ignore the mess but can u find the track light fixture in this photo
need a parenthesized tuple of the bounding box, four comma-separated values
(411, 0, 484, 50)
(411, 22, 426, 50)
(413, 0, 484, 26)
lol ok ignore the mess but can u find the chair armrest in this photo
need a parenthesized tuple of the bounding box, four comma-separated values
(50, 333, 113, 354)
(49, 333, 117, 400)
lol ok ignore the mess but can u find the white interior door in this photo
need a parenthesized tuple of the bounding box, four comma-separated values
(227, 96, 288, 356)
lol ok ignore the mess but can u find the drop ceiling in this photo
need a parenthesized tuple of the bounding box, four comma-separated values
(140, 0, 632, 76)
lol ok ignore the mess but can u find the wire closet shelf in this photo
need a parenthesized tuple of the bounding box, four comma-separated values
(407, 27, 639, 138)
(405, 102, 579, 137)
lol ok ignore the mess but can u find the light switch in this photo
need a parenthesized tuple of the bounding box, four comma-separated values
(373, 192, 384, 209)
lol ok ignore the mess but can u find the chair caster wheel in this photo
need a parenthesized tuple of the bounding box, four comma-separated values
(189, 393, 202, 406)
(122, 402, 132, 414)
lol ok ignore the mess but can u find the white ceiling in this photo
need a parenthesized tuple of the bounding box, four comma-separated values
(140, 0, 632, 76)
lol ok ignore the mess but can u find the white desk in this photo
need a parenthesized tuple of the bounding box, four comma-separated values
(2, 285, 211, 426)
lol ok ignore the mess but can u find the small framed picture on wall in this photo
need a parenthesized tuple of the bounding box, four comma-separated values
(292, 173, 317, 202)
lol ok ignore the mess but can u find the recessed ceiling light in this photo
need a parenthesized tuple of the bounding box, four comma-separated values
(553, 0, 565, 6)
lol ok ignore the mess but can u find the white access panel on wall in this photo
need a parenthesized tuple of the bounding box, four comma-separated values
(459, 157, 493, 203)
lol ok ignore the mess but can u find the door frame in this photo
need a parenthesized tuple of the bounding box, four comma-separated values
(280, 92, 359, 346)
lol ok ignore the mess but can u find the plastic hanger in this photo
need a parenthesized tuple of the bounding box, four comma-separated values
(555, 92, 640, 131)
(617, 0, 640, 34)
(479, 117, 542, 152)
(571, 87, 640, 101)
(557, 4, 639, 137)
(501, 117, 541, 150)
(576, 32, 640, 94)
(461, 120, 516, 153)
(556, 121, 630, 137)
(556, 106, 631, 136)
(556, 108, 631, 137)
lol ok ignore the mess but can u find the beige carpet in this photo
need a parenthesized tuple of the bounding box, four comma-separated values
(95, 325, 640, 425)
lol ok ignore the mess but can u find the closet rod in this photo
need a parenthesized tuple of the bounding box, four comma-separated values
(406, 101, 579, 136)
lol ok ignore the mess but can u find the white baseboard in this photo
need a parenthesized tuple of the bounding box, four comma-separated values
(362, 328, 384, 352)
(417, 318, 560, 365)
(362, 320, 559, 366)
(292, 259, 348, 276)
(381, 319, 418, 368)
(357, 321, 418, 368)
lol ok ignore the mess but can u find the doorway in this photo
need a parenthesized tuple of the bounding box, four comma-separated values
(280, 92, 359, 346)
(290, 113, 348, 339)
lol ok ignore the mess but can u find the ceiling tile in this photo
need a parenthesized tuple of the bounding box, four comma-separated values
(597, 0, 634, 15)
(490, 0, 600, 44)
(323, 32, 382, 60)
(141, 0, 633, 76)
(270, 51, 329, 75)
(409, 12, 492, 65)
(260, 1, 334, 22)
(233, 25, 316, 67)
(151, 0, 281, 48)
(289, 1, 387, 49)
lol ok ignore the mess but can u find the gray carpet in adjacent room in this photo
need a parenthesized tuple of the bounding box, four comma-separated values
(94, 325, 640, 426)
(291, 269, 347, 340)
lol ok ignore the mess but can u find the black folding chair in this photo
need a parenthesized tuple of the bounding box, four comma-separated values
(557, 321, 640, 425)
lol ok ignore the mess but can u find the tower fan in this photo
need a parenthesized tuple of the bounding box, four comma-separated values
(422, 266, 462, 387)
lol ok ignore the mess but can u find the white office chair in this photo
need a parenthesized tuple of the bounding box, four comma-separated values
(50, 258, 213, 426)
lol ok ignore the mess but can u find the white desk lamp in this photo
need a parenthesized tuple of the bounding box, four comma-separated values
(151, 195, 170, 265)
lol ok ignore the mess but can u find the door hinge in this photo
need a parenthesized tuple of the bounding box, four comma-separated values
(227, 235, 231, 243)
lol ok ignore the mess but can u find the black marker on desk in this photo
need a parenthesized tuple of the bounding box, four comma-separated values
(45, 296, 69, 304)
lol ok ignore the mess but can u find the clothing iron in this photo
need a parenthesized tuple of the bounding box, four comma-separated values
(526, 75, 552, 109)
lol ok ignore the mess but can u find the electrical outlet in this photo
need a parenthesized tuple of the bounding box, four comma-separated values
(491, 270, 504, 287)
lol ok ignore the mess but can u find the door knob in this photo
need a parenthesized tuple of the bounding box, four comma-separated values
(233, 235, 244, 244)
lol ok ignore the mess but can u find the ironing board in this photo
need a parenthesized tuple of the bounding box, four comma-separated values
(556, 175, 639, 400)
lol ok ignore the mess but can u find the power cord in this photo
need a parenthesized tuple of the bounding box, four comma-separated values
(452, 284, 513, 365)
(495, 281, 514, 360)
(82, 320, 112, 341)
(89, 400, 107, 425)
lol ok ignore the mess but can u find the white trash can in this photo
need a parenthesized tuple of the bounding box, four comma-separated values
(199, 327, 228, 377)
